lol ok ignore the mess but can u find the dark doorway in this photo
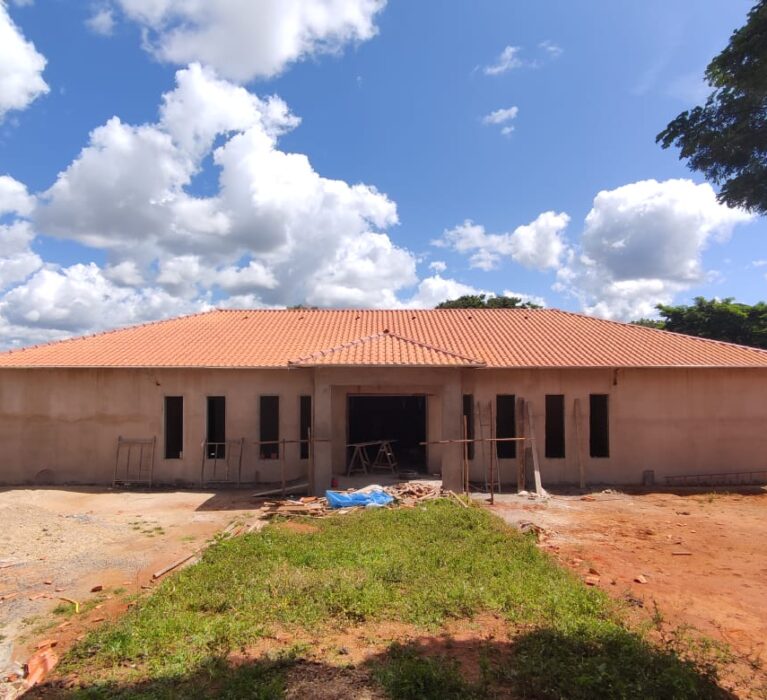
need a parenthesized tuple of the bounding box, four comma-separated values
(347, 395, 427, 471)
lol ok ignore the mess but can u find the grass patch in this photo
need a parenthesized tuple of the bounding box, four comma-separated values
(374, 642, 485, 699)
(493, 627, 722, 699)
(57, 501, 727, 698)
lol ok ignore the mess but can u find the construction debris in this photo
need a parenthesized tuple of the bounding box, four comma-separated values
(255, 481, 445, 519)
(152, 553, 198, 580)
(24, 649, 58, 688)
(387, 482, 442, 504)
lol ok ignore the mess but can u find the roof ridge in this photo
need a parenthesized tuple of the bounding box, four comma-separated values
(288, 330, 485, 367)
(288, 332, 386, 365)
(386, 331, 486, 364)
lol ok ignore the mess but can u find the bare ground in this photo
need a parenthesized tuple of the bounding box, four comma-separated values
(4, 486, 767, 698)
(490, 486, 767, 694)
(0, 487, 259, 695)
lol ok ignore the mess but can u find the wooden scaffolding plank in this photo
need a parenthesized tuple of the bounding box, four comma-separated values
(516, 397, 526, 492)
(525, 401, 544, 497)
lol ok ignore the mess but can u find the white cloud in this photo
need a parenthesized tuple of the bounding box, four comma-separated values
(558, 179, 753, 320)
(20, 63, 416, 341)
(483, 46, 523, 76)
(113, 0, 387, 82)
(0, 262, 201, 335)
(509, 211, 571, 269)
(0, 0, 48, 119)
(482, 107, 519, 125)
(435, 211, 570, 271)
(86, 7, 115, 36)
(0, 176, 42, 292)
(103, 260, 144, 286)
(483, 42, 561, 76)
(215, 260, 278, 294)
(482, 106, 519, 137)
(0, 220, 42, 290)
(36, 116, 200, 253)
(159, 62, 299, 158)
(306, 232, 416, 308)
(428, 260, 446, 273)
(0, 174, 34, 216)
(155, 254, 204, 298)
(403, 275, 486, 309)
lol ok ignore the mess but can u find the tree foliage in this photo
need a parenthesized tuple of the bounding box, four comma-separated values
(657, 1, 767, 214)
(436, 294, 541, 309)
(633, 297, 767, 348)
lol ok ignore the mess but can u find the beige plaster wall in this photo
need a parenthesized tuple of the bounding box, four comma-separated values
(466, 367, 767, 486)
(1, 365, 766, 488)
(0, 368, 313, 486)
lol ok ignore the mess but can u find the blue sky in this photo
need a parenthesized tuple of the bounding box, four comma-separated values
(0, 0, 765, 346)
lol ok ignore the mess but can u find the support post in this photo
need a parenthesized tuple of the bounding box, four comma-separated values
(462, 415, 469, 494)
(440, 376, 463, 492)
(516, 397, 526, 492)
(312, 372, 333, 495)
(526, 401, 544, 497)
(307, 427, 315, 496)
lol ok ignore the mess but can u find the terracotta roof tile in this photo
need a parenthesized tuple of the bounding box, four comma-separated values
(1, 308, 767, 369)
(288, 331, 485, 367)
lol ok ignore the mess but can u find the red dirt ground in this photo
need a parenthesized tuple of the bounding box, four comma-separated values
(490, 487, 767, 695)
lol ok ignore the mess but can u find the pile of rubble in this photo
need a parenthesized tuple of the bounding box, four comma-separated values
(256, 481, 448, 518)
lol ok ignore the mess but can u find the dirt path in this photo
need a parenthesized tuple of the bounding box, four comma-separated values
(490, 487, 767, 693)
(0, 487, 258, 695)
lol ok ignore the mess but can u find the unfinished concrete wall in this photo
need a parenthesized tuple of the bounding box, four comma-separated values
(1, 365, 766, 488)
(0, 367, 313, 486)
(466, 367, 767, 486)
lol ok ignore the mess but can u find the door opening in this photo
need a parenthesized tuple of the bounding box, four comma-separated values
(347, 395, 427, 472)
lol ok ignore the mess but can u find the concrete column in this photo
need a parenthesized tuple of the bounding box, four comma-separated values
(312, 371, 333, 495)
(441, 374, 463, 491)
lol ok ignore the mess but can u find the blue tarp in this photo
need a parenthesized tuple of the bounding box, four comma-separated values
(325, 489, 394, 509)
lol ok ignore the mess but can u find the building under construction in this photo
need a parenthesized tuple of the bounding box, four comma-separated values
(1, 308, 767, 494)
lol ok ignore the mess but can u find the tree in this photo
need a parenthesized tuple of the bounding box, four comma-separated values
(635, 297, 767, 348)
(435, 294, 541, 309)
(630, 318, 665, 329)
(657, 1, 767, 215)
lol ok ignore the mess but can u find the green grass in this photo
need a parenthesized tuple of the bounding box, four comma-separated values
(54, 501, 726, 699)
(374, 643, 485, 699)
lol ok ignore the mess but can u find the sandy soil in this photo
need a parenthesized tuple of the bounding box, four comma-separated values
(0, 487, 259, 694)
(490, 487, 767, 694)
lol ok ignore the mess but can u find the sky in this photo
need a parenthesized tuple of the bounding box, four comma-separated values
(0, 0, 765, 347)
